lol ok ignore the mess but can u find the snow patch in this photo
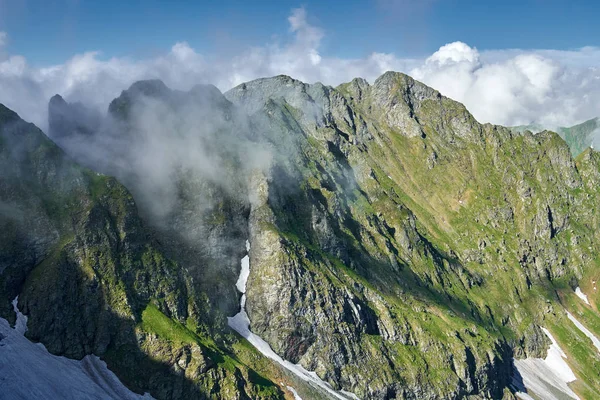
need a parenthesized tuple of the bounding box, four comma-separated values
(574, 287, 590, 305)
(1, 297, 152, 399)
(513, 327, 579, 400)
(540, 328, 577, 384)
(286, 385, 303, 400)
(11, 296, 28, 335)
(567, 312, 600, 354)
(235, 240, 251, 293)
(228, 240, 359, 400)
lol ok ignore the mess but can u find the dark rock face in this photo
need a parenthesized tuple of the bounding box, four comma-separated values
(3, 71, 600, 399)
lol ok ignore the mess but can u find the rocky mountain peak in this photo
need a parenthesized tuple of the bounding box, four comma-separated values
(48, 94, 102, 139)
(127, 79, 171, 98)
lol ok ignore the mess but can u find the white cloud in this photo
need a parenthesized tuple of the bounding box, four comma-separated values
(0, 31, 6, 47)
(426, 41, 480, 66)
(288, 7, 323, 50)
(0, 7, 598, 131)
(412, 43, 600, 128)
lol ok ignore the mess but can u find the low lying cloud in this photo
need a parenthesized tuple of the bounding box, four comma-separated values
(50, 81, 273, 236)
(0, 7, 598, 130)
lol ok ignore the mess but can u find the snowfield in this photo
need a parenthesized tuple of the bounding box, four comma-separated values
(513, 327, 579, 400)
(228, 241, 359, 400)
(0, 297, 153, 400)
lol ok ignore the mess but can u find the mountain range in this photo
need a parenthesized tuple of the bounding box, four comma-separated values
(1, 72, 600, 400)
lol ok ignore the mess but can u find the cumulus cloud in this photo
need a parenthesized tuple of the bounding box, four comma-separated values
(411, 43, 600, 128)
(0, 7, 598, 130)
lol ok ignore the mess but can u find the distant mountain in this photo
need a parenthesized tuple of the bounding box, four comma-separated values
(2, 72, 600, 399)
(512, 117, 600, 156)
(510, 123, 545, 135)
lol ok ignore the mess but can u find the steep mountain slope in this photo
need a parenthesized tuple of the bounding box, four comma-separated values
(3, 71, 600, 399)
(224, 73, 600, 399)
(512, 117, 600, 157)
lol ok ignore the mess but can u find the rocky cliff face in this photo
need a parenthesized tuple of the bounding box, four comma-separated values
(2, 71, 600, 399)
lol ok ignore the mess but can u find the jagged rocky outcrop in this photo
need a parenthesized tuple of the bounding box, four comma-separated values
(2, 70, 600, 399)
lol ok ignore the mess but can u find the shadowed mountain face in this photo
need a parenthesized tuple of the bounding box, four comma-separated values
(2, 71, 600, 399)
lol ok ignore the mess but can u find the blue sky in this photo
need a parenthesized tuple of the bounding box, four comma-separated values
(1, 0, 599, 65)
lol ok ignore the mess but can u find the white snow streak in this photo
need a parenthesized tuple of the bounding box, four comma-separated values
(227, 241, 359, 400)
(513, 327, 579, 400)
(1, 297, 152, 399)
(286, 385, 303, 400)
(575, 287, 590, 305)
(11, 296, 28, 335)
(567, 312, 600, 354)
(235, 240, 251, 293)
